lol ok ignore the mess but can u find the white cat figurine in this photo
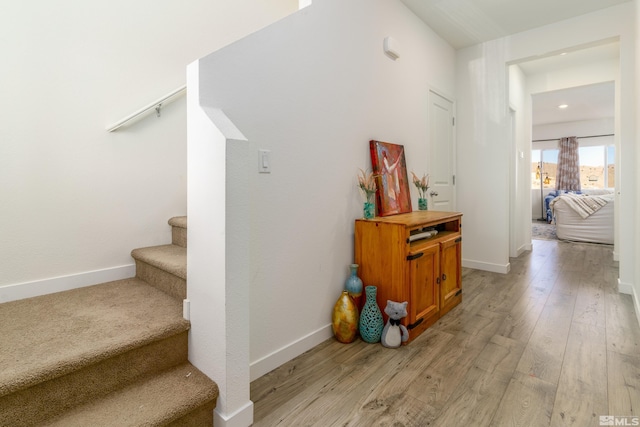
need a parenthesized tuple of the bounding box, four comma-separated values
(380, 300, 409, 348)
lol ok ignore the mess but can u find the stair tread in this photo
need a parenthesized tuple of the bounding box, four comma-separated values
(0, 278, 189, 397)
(43, 362, 218, 427)
(131, 244, 186, 279)
(168, 216, 187, 229)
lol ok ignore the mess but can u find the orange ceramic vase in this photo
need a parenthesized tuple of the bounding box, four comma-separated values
(332, 291, 359, 343)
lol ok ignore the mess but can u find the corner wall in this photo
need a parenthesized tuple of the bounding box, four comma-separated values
(508, 64, 531, 257)
(195, 0, 456, 380)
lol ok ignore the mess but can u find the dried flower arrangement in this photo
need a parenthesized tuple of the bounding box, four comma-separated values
(411, 172, 430, 200)
(358, 168, 377, 203)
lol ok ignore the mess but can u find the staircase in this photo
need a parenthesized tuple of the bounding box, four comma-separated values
(0, 216, 218, 427)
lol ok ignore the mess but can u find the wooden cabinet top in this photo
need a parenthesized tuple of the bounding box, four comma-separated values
(355, 211, 462, 229)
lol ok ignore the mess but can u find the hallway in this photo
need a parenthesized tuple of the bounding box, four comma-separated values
(251, 239, 639, 426)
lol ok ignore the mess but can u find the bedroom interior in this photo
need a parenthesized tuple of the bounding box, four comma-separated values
(528, 68, 616, 247)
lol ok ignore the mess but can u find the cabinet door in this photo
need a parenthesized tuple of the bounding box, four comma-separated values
(440, 235, 462, 316)
(407, 244, 440, 330)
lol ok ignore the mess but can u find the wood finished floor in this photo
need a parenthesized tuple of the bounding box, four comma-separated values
(250, 239, 640, 427)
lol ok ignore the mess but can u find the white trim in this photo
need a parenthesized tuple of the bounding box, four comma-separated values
(618, 278, 634, 295)
(250, 324, 333, 381)
(0, 264, 136, 303)
(618, 278, 640, 327)
(214, 400, 254, 427)
(462, 259, 511, 274)
(515, 243, 531, 257)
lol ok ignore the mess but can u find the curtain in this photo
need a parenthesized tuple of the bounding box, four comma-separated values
(556, 136, 581, 191)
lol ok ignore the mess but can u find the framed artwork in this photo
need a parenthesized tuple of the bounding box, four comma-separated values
(369, 140, 412, 216)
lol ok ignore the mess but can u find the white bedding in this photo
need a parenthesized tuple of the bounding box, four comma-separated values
(551, 194, 614, 244)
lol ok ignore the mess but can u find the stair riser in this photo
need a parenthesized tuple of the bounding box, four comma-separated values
(166, 401, 216, 427)
(135, 260, 186, 301)
(0, 332, 188, 427)
(172, 226, 187, 248)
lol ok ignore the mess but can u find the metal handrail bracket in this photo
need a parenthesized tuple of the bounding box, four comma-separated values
(106, 85, 186, 132)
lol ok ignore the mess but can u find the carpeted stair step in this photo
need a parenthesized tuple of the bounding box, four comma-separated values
(169, 216, 187, 248)
(42, 362, 218, 427)
(131, 244, 186, 301)
(0, 278, 205, 427)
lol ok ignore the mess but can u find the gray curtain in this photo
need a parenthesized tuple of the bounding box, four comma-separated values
(556, 136, 581, 191)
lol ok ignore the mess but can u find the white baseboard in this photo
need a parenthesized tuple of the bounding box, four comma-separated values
(618, 279, 634, 295)
(618, 278, 640, 327)
(512, 244, 530, 258)
(462, 258, 511, 274)
(214, 400, 254, 427)
(250, 324, 333, 381)
(0, 264, 136, 303)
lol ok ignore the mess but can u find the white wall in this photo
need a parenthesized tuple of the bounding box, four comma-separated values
(533, 119, 615, 145)
(456, 3, 636, 280)
(508, 65, 531, 256)
(634, 0, 640, 324)
(0, 0, 297, 298)
(456, 41, 512, 273)
(195, 0, 456, 379)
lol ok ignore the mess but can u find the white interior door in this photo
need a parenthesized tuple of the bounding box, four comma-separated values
(428, 90, 455, 211)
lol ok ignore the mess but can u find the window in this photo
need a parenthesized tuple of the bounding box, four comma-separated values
(532, 144, 615, 190)
(531, 149, 558, 190)
(579, 145, 615, 189)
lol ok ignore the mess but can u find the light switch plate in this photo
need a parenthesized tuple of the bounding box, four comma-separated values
(259, 149, 271, 173)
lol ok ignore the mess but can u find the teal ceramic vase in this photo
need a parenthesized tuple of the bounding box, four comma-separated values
(344, 264, 363, 309)
(363, 201, 375, 219)
(359, 286, 384, 343)
(418, 198, 428, 211)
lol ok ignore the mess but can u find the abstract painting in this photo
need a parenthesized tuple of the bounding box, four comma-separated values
(369, 140, 412, 216)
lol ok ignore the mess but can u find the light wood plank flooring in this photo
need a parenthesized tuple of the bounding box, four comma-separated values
(250, 239, 640, 426)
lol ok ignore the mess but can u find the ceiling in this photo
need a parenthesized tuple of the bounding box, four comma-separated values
(524, 43, 618, 125)
(399, 0, 631, 50)
(399, 0, 623, 126)
(531, 81, 615, 126)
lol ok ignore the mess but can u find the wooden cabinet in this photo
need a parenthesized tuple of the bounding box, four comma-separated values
(354, 211, 462, 343)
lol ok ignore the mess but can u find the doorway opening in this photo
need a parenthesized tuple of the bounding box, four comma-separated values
(508, 41, 619, 251)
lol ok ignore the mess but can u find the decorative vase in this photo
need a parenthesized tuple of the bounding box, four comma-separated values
(418, 198, 428, 211)
(359, 286, 384, 343)
(332, 291, 359, 343)
(363, 201, 375, 219)
(344, 264, 363, 309)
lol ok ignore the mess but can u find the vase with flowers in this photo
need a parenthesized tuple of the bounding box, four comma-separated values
(358, 168, 377, 219)
(411, 171, 430, 211)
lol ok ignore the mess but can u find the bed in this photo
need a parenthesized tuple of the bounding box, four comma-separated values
(549, 189, 614, 244)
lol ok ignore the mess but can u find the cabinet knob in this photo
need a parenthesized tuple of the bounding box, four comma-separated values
(442, 273, 447, 281)
(436, 277, 440, 284)
(430, 191, 439, 197)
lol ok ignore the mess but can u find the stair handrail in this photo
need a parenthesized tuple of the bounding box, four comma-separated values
(106, 85, 186, 132)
